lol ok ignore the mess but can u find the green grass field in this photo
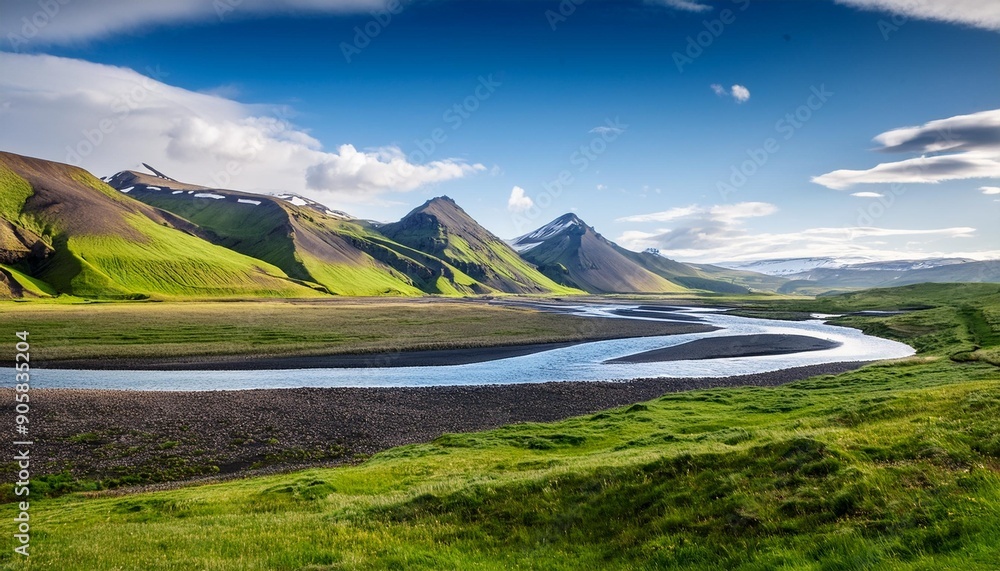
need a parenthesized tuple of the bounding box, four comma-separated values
(0, 298, 674, 363)
(1, 284, 998, 569)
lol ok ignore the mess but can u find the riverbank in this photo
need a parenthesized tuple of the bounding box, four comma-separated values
(15, 362, 865, 492)
(34, 322, 715, 370)
(606, 333, 841, 363)
(0, 298, 717, 368)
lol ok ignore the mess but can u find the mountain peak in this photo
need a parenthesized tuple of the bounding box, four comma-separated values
(509, 213, 587, 253)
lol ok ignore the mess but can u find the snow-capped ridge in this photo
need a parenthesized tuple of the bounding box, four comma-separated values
(509, 213, 585, 252)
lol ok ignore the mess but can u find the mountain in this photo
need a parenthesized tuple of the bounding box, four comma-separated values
(510, 214, 686, 293)
(109, 172, 573, 296)
(105, 169, 431, 296)
(380, 197, 579, 295)
(511, 215, 785, 294)
(778, 260, 1000, 294)
(718, 256, 974, 277)
(0, 152, 321, 299)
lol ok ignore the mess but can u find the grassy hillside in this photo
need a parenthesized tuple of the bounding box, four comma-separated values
(382, 197, 581, 295)
(2, 284, 998, 569)
(113, 172, 426, 296)
(0, 153, 320, 299)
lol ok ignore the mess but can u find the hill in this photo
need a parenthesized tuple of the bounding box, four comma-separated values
(511, 214, 686, 293)
(512, 214, 785, 294)
(381, 197, 580, 295)
(0, 152, 319, 299)
(778, 260, 1000, 294)
(106, 170, 431, 296)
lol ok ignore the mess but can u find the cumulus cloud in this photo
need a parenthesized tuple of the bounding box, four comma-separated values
(813, 108, 1000, 190)
(0, 52, 484, 207)
(1, 0, 389, 49)
(851, 192, 886, 198)
(507, 186, 534, 213)
(711, 83, 751, 103)
(615, 201, 978, 262)
(980, 186, 1000, 195)
(835, 0, 1000, 32)
(730, 84, 751, 103)
(306, 146, 484, 194)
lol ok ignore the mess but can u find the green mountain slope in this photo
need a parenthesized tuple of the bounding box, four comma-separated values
(381, 197, 581, 295)
(0, 152, 319, 299)
(107, 170, 427, 296)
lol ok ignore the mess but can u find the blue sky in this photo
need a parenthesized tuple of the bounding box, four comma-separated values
(1, 0, 999, 262)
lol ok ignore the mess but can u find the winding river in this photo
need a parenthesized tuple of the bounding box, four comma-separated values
(32, 306, 915, 391)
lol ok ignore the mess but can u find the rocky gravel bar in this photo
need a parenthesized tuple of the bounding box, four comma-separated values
(5, 361, 866, 492)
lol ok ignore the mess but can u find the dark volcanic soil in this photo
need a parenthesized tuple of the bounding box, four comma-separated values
(606, 334, 841, 363)
(9, 362, 865, 491)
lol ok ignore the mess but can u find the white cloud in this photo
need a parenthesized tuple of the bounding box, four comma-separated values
(617, 224, 979, 263)
(1, 0, 389, 49)
(730, 84, 751, 103)
(306, 145, 484, 194)
(711, 83, 751, 103)
(590, 125, 625, 136)
(708, 201, 774, 221)
(617, 205, 702, 223)
(851, 192, 886, 198)
(507, 186, 534, 213)
(813, 108, 1000, 190)
(835, 0, 1000, 32)
(650, 0, 713, 12)
(617, 202, 774, 224)
(0, 52, 484, 207)
(980, 186, 1000, 195)
(615, 200, 981, 262)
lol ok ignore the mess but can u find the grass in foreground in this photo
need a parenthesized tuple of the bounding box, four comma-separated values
(2, 358, 998, 570)
(1, 283, 998, 569)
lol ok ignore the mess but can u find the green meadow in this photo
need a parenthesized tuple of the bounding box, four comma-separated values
(1, 283, 998, 569)
(0, 299, 687, 364)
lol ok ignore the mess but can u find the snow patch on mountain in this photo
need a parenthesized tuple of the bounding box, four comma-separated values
(509, 214, 583, 252)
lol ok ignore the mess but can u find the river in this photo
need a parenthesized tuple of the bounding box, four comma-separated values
(31, 306, 914, 390)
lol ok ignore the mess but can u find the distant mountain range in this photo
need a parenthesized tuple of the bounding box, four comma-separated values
(720, 257, 977, 277)
(719, 256, 1000, 294)
(2, 151, 998, 299)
